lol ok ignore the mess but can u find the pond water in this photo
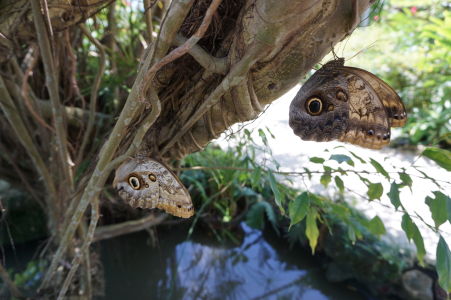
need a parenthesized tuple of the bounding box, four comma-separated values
(100, 222, 366, 300)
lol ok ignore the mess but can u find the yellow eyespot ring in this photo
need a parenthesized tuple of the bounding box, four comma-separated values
(306, 97, 323, 116)
(148, 173, 157, 182)
(128, 176, 141, 190)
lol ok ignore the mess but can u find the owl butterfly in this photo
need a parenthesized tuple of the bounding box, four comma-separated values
(113, 157, 194, 218)
(289, 58, 407, 149)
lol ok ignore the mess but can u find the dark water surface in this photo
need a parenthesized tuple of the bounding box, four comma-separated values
(100, 222, 365, 300)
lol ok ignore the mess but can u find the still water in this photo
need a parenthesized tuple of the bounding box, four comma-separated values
(100, 222, 365, 300)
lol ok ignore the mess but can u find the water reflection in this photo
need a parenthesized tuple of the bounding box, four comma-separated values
(101, 223, 364, 300)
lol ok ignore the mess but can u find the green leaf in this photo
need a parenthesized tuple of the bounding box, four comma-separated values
(306, 208, 320, 254)
(401, 214, 426, 265)
(334, 176, 344, 193)
(425, 191, 450, 228)
(330, 154, 354, 166)
(320, 174, 332, 187)
(370, 158, 390, 179)
(246, 202, 265, 229)
(347, 225, 356, 243)
(289, 192, 310, 228)
(436, 236, 451, 293)
(268, 171, 285, 214)
(387, 182, 401, 209)
(348, 151, 366, 164)
(367, 183, 383, 200)
(367, 216, 386, 236)
(310, 157, 325, 164)
(399, 173, 413, 189)
(423, 147, 451, 171)
(258, 128, 268, 146)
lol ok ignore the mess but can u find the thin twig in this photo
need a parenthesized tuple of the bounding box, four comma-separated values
(144, 0, 154, 42)
(76, 24, 106, 164)
(173, 34, 227, 74)
(151, 0, 195, 63)
(31, 0, 73, 188)
(93, 213, 167, 242)
(57, 197, 99, 299)
(141, 0, 222, 101)
(0, 75, 58, 227)
(14, 46, 55, 132)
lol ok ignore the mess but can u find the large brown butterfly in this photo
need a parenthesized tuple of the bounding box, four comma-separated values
(289, 58, 407, 149)
(113, 157, 194, 218)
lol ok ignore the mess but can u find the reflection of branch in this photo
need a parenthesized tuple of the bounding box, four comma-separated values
(250, 277, 304, 300)
(93, 214, 167, 242)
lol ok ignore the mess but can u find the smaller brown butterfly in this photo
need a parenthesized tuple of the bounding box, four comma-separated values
(289, 58, 407, 149)
(113, 157, 194, 218)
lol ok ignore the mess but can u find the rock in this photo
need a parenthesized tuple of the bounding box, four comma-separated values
(402, 269, 433, 300)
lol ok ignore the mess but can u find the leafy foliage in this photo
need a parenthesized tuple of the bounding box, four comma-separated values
(375, 3, 450, 147)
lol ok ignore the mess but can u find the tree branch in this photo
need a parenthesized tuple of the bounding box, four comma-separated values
(173, 34, 227, 74)
(31, 0, 73, 188)
(76, 23, 106, 164)
(93, 213, 167, 242)
(0, 76, 58, 226)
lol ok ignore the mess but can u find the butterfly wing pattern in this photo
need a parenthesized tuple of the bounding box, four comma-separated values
(113, 157, 194, 218)
(289, 59, 407, 149)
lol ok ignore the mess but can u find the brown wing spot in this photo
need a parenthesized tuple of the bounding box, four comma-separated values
(149, 173, 157, 182)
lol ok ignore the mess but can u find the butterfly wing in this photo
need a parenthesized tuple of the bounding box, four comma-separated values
(338, 71, 392, 149)
(113, 158, 194, 218)
(149, 159, 194, 218)
(342, 67, 407, 127)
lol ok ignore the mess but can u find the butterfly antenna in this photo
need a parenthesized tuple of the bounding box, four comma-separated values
(348, 40, 379, 61)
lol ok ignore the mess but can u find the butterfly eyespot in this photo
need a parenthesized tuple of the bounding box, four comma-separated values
(383, 133, 390, 140)
(177, 204, 182, 208)
(128, 176, 141, 190)
(306, 97, 323, 116)
(148, 173, 157, 182)
(336, 90, 347, 101)
(367, 129, 374, 136)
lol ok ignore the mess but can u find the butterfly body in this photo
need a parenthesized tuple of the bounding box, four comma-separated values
(289, 59, 406, 149)
(113, 157, 194, 218)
